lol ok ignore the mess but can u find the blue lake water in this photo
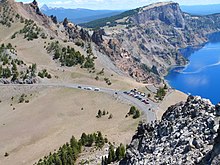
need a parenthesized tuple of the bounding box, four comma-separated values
(166, 42, 220, 104)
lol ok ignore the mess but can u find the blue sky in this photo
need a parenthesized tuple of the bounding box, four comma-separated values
(15, 0, 220, 10)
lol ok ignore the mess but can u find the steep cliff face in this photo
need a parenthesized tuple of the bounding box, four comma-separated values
(91, 29, 105, 45)
(121, 96, 220, 165)
(89, 2, 220, 84)
(131, 2, 185, 28)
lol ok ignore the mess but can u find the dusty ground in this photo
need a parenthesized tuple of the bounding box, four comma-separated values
(156, 89, 188, 119)
(0, 23, 24, 44)
(0, 86, 140, 165)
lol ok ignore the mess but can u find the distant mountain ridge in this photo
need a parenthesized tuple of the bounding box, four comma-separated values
(40, 4, 123, 24)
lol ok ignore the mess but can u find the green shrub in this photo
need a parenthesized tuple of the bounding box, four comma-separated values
(133, 110, 140, 119)
(128, 106, 136, 115)
(19, 94, 25, 103)
(128, 106, 140, 119)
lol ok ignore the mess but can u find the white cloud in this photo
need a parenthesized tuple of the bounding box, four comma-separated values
(48, 1, 72, 5)
(16, 0, 220, 9)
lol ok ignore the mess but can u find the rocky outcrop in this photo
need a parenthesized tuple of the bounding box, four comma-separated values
(131, 2, 185, 28)
(63, 20, 91, 42)
(63, 17, 68, 27)
(91, 29, 105, 45)
(80, 28, 91, 42)
(215, 104, 220, 116)
(0, 78, 38, 84)
(50, 15, 57, 24)
(90, 2, 220, 84)
(122, 96, 220, 165)
(30, 0, 43, 16)
(199, 121, 220, 164)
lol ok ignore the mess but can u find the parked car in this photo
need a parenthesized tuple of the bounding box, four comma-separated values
(141, 98, 146, 102)
(78, 86, 82, 89)
(129, 92, 134, 96)
(94, 88, 100, 91)
(86, 87, 92, 90)
(135, 95, 140, 98)
(142, 100, 149, 104)
(134, 95, 139, 98)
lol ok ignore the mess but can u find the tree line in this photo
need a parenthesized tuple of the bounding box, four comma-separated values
(101, 144, 126, 165)
(35, 132, 107, 165)
(46, 41, 95, 69)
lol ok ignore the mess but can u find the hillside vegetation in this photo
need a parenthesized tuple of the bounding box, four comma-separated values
(35, 132, 107, 165)
(46, 41, 95, 69)
(80, 8, 139, 29)
(0, 43, 51, 84)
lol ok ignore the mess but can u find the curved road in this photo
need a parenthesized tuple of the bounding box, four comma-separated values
(0, 83, 157, 122)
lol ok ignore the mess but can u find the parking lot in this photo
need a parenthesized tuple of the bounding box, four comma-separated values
(123, 88, 151, 105)
(77, 86, 155, 114)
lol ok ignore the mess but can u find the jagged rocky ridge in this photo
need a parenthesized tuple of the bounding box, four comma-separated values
(87, 2, 220, 83)
(122, 96, 220, 165)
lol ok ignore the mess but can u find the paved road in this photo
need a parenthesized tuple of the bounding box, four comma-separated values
(0, 83, 157, 122)
(117, 91, 157, 122)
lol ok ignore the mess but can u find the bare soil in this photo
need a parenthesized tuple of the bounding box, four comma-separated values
(0, 86, 139, 165)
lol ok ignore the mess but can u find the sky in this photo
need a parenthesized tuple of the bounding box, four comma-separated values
(15, 0, 220, 10)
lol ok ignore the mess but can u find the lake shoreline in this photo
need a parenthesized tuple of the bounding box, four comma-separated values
(163, 40, 214, 99)
(165, 41, 220, 104)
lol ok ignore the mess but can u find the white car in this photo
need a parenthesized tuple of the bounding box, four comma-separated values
(86, 87, 92, 90)
(94, 88, 100, 91)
